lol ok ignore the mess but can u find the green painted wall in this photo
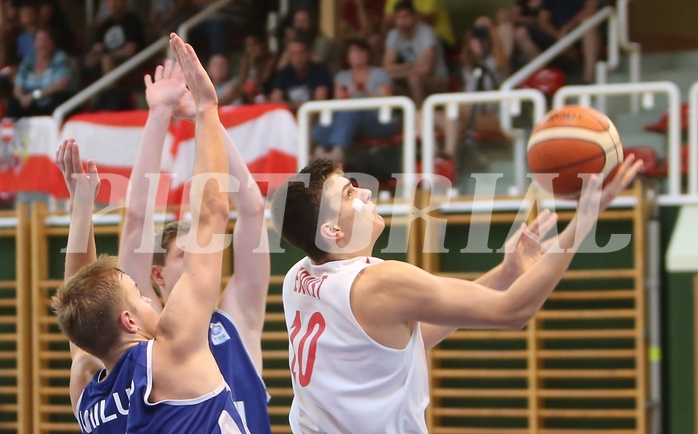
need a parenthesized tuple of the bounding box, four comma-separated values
(1, 202, 693, 432)
(660, 205, 695, 434)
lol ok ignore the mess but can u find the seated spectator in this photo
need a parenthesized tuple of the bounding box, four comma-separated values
(0, 0, 20, 100)
(188, 0, 248, 57)
(16, 2, 39, 59)
(432, 16, 508, 160)
(277, 8, 339, 74)
(206, 53, 237, 106)
(514, 0, 599, 83)
(383, 0, 456, 50)
(83, 0, 145, 110)
(270, 33, 332, 110)
(93, 0, 149, 30)
(36, 0, 73, 53)
(8, 27, 71, 117)
(147, 0, 196, 41)
(312, 38, 398, 163)
(497, 0, 543, 68)
(83, 0, 145, 82)
(382, 0, 448, 107)
(337, 0, 386, 66)
(229, 33, 277, 104)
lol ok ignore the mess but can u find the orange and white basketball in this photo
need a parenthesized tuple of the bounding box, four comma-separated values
(527, 105, 623, 198)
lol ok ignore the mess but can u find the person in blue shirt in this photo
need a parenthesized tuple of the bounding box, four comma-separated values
(116, 41, 272, 434)
(270, 32, 333, 110)
(53, 33, 250, 434)
(9, 27, 71, 117)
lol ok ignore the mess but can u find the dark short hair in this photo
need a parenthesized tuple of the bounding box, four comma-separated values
(289, 30, 313, 49)
(270, 158, 343, 263)
(345, 38, 371, 54)
(393, 0, 416, 14)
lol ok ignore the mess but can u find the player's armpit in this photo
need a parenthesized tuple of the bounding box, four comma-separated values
(69, 346, 104, 411)
(353, 261, 520, 331)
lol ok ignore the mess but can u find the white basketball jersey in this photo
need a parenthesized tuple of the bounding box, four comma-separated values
(283, 256, 430, 434)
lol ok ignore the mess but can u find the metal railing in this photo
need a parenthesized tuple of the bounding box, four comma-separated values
(552, 81, 690, 203)
(617, 0, 642, 112)
(52, 36, 170, 125)
(296, 97, 417, 197)
(421, 89, 548, 195)
(688, 81, 698, 197)
(500, 1, 642, 130)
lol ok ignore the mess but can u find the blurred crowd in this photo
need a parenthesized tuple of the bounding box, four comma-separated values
(0, 0, 603, 165)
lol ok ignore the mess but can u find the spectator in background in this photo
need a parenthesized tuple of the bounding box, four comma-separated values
(82, 0, 145, 110)
(312, 38, 398, 163)
(383, 0, 455, 50)
(93, 0, 149, 31)
(427, 16, 507, 161)
(277, 8, 339, 75)
(0, 0, 20, 100)
(497, 0, 543, 68)
(8, 27, 71, 117)
(189, 0, 248, 57)
(337, 0, 385, 66)
(36, 0, 73, 53)
(206, 53, 236, 105)
(270, 33, 332, 110)
(229, 33, 277, 105)
(83, 0, 145, 82)
(383, 0, 448, 107)
(514, 0, 599, 83)
(147, 0, 195, 40)
(15, 2, 39, 59)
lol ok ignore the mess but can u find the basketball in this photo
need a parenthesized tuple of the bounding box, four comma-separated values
(527, 105, 623, 198)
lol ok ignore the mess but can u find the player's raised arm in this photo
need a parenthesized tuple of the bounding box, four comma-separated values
(118, 60, 186, 312)
(420, 209, 560, 348)
(355, 156, 643, 346)
(54, 139, 105, 411)
(217, 133, 269, 374)
(151, 34, 230, 399)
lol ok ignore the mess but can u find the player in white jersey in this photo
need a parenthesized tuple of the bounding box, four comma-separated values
(54, 33, 249, 433)
(271, 157, 643, 433)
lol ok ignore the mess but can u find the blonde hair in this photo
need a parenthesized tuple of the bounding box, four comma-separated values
(52, 255, 129, 359)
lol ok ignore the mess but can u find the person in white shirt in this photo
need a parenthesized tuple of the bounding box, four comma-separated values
(382, 0, 448, 106)
(270, 156, 642, 433)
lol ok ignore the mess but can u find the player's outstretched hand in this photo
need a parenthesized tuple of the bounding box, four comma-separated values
(574, 154, 643, 235)
(144, 59, 187, 111)
(55, 138, 100, 202)
(598, 154, 643, 212)
(169, 33, 217, 109)
(171, 61, 196, 122)
(501, 208, 559, 277)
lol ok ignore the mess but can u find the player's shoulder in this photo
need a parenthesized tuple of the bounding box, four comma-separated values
(356, 260, 425, 291)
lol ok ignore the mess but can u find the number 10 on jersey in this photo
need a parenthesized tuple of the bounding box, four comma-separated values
(289, 311, 326, 387)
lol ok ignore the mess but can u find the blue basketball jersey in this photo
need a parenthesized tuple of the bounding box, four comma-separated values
(76, 341, 249, 434)
(209, 310, 272, 434)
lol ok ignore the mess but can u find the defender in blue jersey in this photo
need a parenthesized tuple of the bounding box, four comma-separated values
(113, 25, 272, 433)
(53, 34, 251, 434)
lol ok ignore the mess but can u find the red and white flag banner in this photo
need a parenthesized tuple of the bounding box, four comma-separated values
(0, 104, 298, 206)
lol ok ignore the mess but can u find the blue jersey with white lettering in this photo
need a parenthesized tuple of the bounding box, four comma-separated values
(209, 310, 272, 434)
(76, 340, 249, 434)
